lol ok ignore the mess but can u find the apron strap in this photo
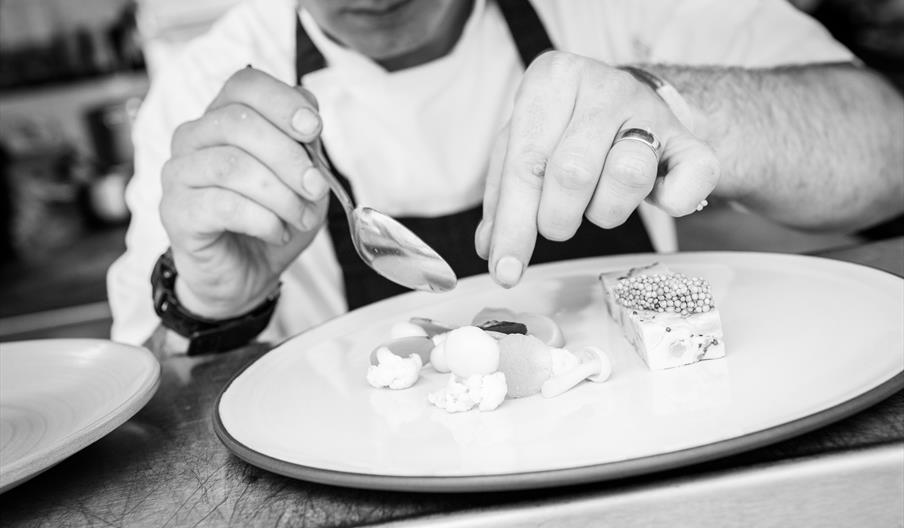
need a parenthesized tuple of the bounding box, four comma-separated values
(295, 15, 326, 82)
(496, 0, 553, 65)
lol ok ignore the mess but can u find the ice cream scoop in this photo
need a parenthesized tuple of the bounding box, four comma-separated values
(443, 326, 500, 377)
(540, 346, 612, 398)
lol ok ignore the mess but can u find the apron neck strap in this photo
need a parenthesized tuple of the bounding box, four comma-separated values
(295, 14, 326, 81)
(495, 0, 553, 67)
(295, 0, 553, 82)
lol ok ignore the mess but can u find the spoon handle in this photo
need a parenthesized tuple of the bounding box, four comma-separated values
(300, 140, 356, 212)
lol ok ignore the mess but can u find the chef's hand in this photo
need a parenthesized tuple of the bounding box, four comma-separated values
(160, 67, 329, 319)
(476, 52, 720, 287)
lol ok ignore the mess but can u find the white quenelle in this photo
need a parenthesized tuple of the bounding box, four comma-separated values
(442, 326, 500, 378)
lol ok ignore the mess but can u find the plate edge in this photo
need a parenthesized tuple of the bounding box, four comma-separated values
(212, 362, 904, 493)
(0, 342, 162, 494)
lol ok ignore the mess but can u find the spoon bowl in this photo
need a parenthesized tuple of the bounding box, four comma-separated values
(301, 140, 457, 293)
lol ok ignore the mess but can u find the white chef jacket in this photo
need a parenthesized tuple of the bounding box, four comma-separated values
(107, 0, 853, 346)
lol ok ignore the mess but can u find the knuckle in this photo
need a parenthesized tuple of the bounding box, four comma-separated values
(539, 214, 578, 242)
(533, 51, 576, 77)
(611, 156, 653, 192)
(159, 188, 189, 236)
(218, 103, 253, 127)
(597, 69, 640, 101)
(208, 146, 243, 185)
(549, 157, 598, 191)
(570, 105, 609, 131)
(170, 120, 197, 154)
(515, 149, 548, 188)
(586, 203, 630, 229)
(227, 66, 257, 87)
(520, 52, 579, 98)
(158, 196, 176, 230)
(160, 158, 181, 192)
(159, 204, 179, 237)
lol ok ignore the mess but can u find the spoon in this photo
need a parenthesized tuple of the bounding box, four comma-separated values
(300, 139, 458, 293)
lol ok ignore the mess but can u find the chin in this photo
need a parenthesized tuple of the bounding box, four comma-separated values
(307, 0, 459, 61)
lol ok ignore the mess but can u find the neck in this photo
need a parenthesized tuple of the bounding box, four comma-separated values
(377, 0, 474, 71)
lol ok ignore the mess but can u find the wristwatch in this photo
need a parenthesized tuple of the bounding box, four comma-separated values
(151, 249, 279, 355)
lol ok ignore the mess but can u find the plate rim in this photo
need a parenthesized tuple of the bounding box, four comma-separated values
(213, 251, 904, 492)
(0, 338, 161, 493)
(215, 372, 902, 492)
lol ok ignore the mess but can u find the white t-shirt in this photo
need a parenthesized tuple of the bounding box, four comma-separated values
(107, 0, 853, 346)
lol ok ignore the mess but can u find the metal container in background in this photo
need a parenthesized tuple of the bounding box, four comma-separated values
(82, 96, 141, 224)
(84, 96, 141, 168)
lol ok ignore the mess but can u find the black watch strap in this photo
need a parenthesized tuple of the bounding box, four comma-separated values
(151, 249, 279, 355)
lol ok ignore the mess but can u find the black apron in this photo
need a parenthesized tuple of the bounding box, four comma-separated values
(295, 0, 652, 310)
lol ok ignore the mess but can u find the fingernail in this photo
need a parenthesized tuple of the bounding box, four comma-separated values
(291, 107, 320, 136)
(474, 219, 491, 259)
(494, 256, 523, 287)
(302, 166, 327, 199)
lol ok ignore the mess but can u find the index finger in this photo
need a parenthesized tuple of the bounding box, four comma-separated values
(208, 67, 322, 142)
(488, 59, 578, 287)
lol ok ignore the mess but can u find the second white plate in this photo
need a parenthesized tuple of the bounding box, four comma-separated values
(0, 339, 160, 493)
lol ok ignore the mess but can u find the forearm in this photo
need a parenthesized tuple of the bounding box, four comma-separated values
(650, 63, 904, 231)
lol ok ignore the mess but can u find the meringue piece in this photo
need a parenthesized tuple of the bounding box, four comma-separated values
(366, 347, 423, 390)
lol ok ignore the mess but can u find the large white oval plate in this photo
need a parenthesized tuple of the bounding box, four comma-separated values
(215, 252, 904, 492)
(0, 339, 160, 493)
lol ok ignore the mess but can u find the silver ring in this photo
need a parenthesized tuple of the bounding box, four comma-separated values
(614, 127, 662, 158)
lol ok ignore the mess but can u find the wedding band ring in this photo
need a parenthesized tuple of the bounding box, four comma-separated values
(614, 128, 662, 158)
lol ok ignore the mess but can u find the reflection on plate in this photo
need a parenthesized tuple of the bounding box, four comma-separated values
(0, 339, 160, 493)
(215, 252, 904, 492)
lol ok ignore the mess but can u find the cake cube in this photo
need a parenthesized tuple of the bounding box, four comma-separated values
(600, 263, 725, 370)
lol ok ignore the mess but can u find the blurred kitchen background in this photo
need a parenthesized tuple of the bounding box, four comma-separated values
(0, 0, 901, 342)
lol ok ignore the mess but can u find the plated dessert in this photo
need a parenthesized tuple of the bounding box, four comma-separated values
(600, 263, 725, 370)
(366, 307, 612, 413)
(366, 263, 726, 412)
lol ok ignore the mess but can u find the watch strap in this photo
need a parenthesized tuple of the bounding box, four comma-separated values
(619, 65, 696, 134)
(151, 249, 279, 355)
